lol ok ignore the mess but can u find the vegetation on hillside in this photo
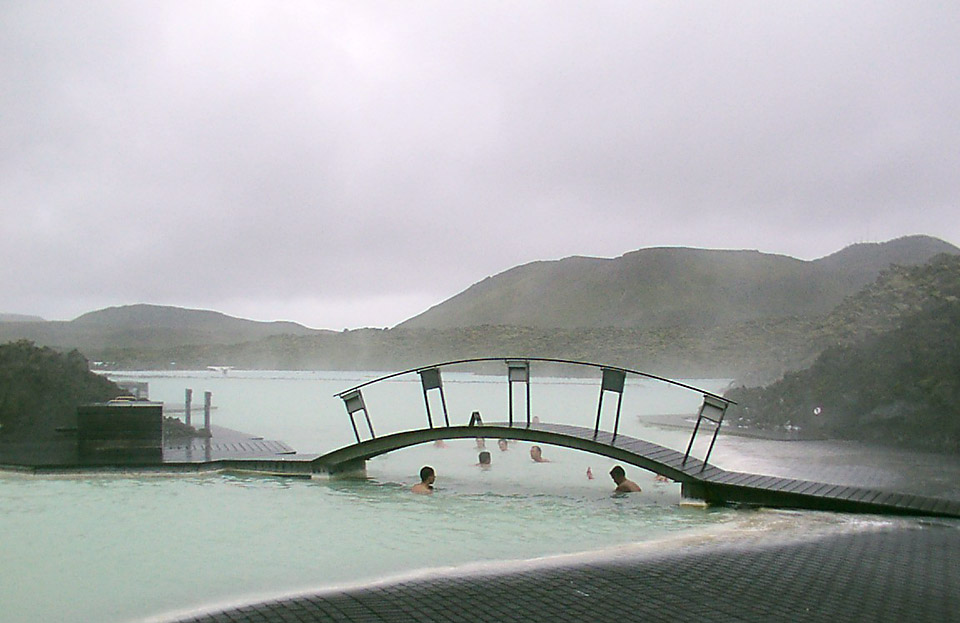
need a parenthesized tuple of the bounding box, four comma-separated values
(818, 253, 960, 343)
(726, 297, 960, 452)
(78, 322, 814, 379)
(0, 340, 122, 438)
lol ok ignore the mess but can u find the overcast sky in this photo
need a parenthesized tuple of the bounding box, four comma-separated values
(2, 2, 958, 329)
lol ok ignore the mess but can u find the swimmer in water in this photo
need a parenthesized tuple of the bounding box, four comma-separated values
(609, 465, 641, 493)
(529, 445, 550, 463)
(412, 466, 435, 494)
(497, 439, 509, 451)
(476, 451, 492, 469)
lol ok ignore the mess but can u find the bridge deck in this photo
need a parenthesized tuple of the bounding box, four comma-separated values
(527, 423, 960, 518)
(306, 421, 960, 519)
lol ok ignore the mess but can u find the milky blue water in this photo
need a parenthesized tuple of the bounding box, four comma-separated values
(0, 369, 925, 623)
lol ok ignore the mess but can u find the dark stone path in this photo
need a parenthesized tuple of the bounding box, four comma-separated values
(169, 522, 960, 623)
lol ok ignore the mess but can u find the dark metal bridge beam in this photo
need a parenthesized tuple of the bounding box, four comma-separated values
(311, 424, 697, 483)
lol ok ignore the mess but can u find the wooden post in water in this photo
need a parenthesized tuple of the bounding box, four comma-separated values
(185, 388, 193, 427)
(203, 391, 212, 435)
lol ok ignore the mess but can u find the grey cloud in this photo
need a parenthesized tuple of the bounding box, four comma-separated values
(2, 1, 958, 327)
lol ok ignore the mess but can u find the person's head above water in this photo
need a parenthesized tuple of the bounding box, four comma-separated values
(478, 451, 491, 466)
(497, 439, 509, 451)
(412, 465, 436, 494)
(529, 445, 547, 462)
(420, 465, 435, 484)
(609, 465, 642, 492)
(609, 465, 626, 483)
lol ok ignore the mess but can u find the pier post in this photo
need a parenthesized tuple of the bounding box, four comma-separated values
(680, 481, 707, 502)
(203, 391, 212, 434)
(185, 388, 192, 427)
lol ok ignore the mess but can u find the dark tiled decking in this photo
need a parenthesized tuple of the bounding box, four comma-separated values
(0, 425, 312, 470)
(162, 425, 298, 462)
(169, 523, 960, 623)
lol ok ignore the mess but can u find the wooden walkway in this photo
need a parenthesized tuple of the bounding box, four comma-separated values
(162, 425, 298, 462)
(542, 422, 960, 518)
(6, 420, 958, 519)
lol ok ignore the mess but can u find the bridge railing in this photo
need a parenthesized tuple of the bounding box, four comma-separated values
(334, 357, 735, 470)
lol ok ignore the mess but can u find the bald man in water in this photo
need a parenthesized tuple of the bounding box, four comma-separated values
(609, 465, 641, 493)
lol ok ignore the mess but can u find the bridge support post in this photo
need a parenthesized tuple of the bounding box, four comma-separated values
(683, 395, 729, 471)
(324, 459, 367, 479)
(681, 481, 708, 502)
(340, 390, 375, 442)
(506, 360, 531, 427)
(418, 368, 450, 428)
(594, 368, 626, 441)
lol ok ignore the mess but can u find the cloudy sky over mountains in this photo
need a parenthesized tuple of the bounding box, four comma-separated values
(3, 2, 958, 329)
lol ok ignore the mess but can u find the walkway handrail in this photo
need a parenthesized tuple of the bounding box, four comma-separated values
(333, 356, 736, 404)
(332, 357, 736, 470)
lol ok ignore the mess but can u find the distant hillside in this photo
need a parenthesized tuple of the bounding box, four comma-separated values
(695, 253, 960, 385)
(0, 314, 45, 323)
(816, 253, 960, 345)
(0, 304, 327, 351)
(814, 235, 958, 282)
(725, 297, 960, 452)
(399, 235, 959, 330)
(5, 238, 959, 388)
(57, 253, 960, 384)
(73, 304, 317, 335)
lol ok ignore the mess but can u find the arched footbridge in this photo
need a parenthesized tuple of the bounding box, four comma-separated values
(288, 357, 960, 519)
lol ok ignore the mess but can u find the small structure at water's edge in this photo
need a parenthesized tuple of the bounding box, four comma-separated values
(115, 380, 150, 400)
(0, 388, 301, 470)
(78, 401, 163, 464)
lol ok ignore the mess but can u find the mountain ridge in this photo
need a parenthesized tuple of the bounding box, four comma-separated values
(399, 235, 959, 330)
(0, 314, 45, 323)
(72, 303, 319, 334)
(2, 236, 957, 376)
(0, 304, 328, 350)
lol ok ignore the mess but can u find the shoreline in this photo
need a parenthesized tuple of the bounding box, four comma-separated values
(638, 412, 809, 441)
